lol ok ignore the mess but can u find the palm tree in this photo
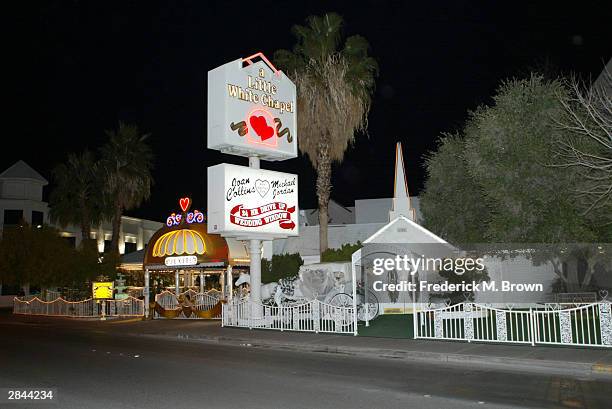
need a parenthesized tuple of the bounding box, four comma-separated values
(100, 122, 154, 256)
(49, 150, 104, 247)
(275, 13, 377, 254)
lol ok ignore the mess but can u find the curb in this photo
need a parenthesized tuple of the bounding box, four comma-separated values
(136, 332, 612, 379)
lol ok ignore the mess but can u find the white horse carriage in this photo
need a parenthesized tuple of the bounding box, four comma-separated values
(235, 262, 379, 322)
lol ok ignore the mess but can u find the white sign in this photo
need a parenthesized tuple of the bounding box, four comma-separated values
(207, 54, 297, 161)
(207, 163, 299, 238)
(164, 255, 198, 267)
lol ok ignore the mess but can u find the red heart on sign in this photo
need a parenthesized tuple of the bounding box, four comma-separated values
(249, 115, 274, 140)
(179, 197, 190, 212)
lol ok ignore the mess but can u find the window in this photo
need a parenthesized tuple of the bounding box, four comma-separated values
(62, 236, 76, 248)
(124, 242, 137, 254)
(32, 211, 44, 227)
(3, 209, 23, 226)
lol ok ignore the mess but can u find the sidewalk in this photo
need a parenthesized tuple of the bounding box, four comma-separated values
(111, 318, 612, 378)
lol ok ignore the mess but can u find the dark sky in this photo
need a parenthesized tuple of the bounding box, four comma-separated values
(5, 1, 611, 221)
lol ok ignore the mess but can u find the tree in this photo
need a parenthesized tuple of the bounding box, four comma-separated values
(420, 133, 490, 243)
(0, 225, 101, 290)
(100, 122, 154, 256)
(421, 75, 608, 291)
(555, 68, 612, 223)
(275, 13, 378, 254)
(49, 150, 105, 248)
(462, 76, 594, 243)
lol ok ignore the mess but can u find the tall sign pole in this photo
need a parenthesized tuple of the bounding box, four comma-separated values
(248, 155, 262, 313)
(207, 52, 298, 321)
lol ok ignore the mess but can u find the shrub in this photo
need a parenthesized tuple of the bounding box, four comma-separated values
(321, 242, 362, 262)
(261, 253, 303, 283)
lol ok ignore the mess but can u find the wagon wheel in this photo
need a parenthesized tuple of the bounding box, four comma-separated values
(357, 290, 379, 322)
(328, 292, 353, 308)
(327, 292, 354, 328)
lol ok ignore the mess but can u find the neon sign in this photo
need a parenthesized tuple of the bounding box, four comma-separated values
(207, 53, 297, 161)
(166, 197, 206, 227)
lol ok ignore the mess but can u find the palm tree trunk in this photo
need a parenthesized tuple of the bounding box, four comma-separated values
(110, 203, 122, 256)
(317, 141, 332, 255)
(80, 199, 91, 249)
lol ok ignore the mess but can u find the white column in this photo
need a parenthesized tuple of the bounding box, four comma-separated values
(137, 226, 144, 251)
(248, 155, 263, 318)
(175, 270, 180, 294)
(75, 231, 83, 248)
(199, 272, 205, 293)
(97, 226, 105, 253)
(144, 269, 150, 318)
(227, 265, 233, 301)
(249, 240, 263, 317)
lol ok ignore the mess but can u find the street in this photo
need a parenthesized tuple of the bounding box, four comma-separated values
(1, 314, 611, 409)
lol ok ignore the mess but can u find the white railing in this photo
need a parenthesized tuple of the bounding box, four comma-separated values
(42, 289, 61, 301)
(104, 297, 144, 317)
(533, 303, 609, 347)
(13, 295, 144, 318)
(154, 290, 221, 319)
(13, 296, 98, 317)
(415, 302, 612, 348)
(222, 299, 356, 335)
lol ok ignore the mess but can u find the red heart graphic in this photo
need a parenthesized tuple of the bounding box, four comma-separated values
(249, 115, 274, 140)
(179, 197, 190, 212)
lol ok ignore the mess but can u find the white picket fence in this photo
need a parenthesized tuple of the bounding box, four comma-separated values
(154, 290, 221, 319)
(104, 297, 145, 317)
(415, 302, 612, 348)
(222, 299, 356, 335)
(13, 296, 144, 318)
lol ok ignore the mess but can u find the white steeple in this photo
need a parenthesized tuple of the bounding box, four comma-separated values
(389, 142, 416, 222)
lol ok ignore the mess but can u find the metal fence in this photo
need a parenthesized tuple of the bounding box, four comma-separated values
(104, 297, 145, 317)
(222, 299, 356, 335)
(415, 302, 612, 348)
(154, 290, 221, 319)
(13, 296, 144, 318)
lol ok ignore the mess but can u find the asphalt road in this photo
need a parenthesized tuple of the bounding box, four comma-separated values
(1, 314, 611, 409)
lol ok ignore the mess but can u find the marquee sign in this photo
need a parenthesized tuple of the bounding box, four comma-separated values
(207, 163, 299, 238)
(207, 53, 297, 161)
(164, 255, 198, 267)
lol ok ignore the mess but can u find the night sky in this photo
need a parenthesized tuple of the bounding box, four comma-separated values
(5, 1, 611, 221)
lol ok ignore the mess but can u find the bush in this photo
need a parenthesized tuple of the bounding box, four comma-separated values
(261, 253, 303, 283)
(0, 224, 102, 290)
(321, 242, 362, 262)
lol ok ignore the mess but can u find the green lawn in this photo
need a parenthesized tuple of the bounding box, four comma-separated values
(358, 314, 414, 338)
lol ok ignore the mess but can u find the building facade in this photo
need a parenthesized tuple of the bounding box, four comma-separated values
(0, 160, 162, 254)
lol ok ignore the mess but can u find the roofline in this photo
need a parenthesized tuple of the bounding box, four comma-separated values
(0, 176, 49, 185)
(363, 215, 449, 245)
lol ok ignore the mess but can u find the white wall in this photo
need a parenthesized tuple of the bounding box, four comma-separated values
(273, 222, 384, 259)
(355, 197, 423, 224)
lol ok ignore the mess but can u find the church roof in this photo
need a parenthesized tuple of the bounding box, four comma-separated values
(0, 160, 48, 184)
(364, 215, 449, 245)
